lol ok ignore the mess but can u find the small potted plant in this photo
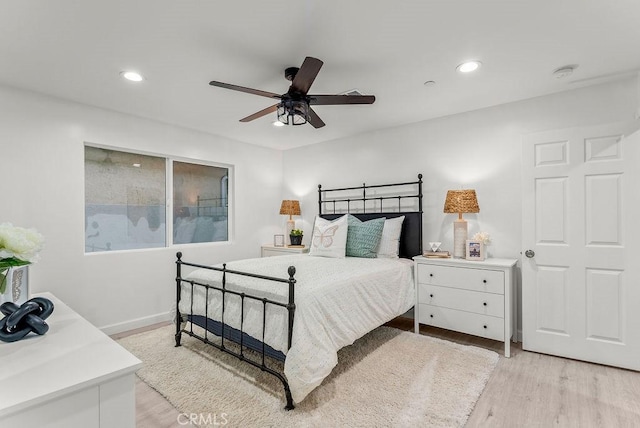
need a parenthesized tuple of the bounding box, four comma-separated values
(289, 229, 303, 246)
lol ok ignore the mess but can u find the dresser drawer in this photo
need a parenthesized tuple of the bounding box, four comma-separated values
(261, 246, 309, 257)
(262, 248, 285, 257)
(418, 304, 505, 342)
(417, 264, 504, 294)
(418, 284, 505, 318)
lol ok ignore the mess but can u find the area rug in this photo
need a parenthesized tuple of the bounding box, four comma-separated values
(118, 325, 498, 427)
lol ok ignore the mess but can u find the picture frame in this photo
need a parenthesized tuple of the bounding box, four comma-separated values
(465, 240, 485, 261)
(274, 234, 285, 247)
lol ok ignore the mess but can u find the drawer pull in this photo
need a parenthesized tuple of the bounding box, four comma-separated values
(429, 273, 434, 277)
(430, 314, 434, 318)
(483, 302, 487, 306)
(483, 325, 487, 329)
(483, 279, 487, 284)
(429, 294, 434, 298)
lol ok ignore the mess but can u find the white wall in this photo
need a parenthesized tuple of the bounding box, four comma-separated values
(2, 78, 637, 335)
(283, 77, 639, 332)
(0, 85, 284, 333)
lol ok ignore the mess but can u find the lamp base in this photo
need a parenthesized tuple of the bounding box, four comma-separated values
(286, 219, 295, 245)
(453, 219, 468, 258)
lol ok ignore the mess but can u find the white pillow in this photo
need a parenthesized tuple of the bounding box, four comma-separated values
(309, 215, 348, 258)
(376, 216, 405, 258)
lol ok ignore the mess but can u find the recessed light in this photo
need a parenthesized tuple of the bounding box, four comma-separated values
(553, 65, 578, 79)
(456, 61, 482, 73)
(120, 71, 144, 82)
(273, 121, 285, 127)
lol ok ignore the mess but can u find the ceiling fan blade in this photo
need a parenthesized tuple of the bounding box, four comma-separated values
(239, 104, 279, 122)
(309, 95, 376, 105)
(209, 81, 281, 99)
(307, 107, 326, 129)
(291, 57, 323, 95)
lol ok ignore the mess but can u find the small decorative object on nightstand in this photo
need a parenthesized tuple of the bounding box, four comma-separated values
(289, 229, 303, 246)
(465, 240, 484, 260)
(261, 245, 309, 258)
(468, 231, 490, 260)
(413, 256, 517, 357)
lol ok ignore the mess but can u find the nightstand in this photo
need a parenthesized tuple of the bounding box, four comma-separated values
(261, 245, 309, 257)
(413, 256, 517, 357)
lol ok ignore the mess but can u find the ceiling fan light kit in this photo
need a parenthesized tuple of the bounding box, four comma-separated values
(277, 99, 309, 126)
(209, 57, 375, 129)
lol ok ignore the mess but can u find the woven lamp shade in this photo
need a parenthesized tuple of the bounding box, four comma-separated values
(443, 190, 480, 214)
(279, 200, 301, 217)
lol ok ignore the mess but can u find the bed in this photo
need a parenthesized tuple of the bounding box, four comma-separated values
(174, 174, 423, 409)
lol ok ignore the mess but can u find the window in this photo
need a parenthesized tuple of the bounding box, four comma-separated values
(85, 145, 229, 253)
(173, 161, 229, 244)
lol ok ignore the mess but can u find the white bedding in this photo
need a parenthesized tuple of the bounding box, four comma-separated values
(179, 254, 414, 403)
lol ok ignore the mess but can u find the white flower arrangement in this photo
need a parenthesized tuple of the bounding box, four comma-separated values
(0, 222, 45, 294)
(473, 231, 491, 245)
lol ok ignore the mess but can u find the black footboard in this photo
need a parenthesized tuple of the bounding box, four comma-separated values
(174, 252, 297, 410)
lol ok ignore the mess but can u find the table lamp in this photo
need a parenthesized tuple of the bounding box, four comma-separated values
(279, 200, 301, 244)
(443, 190, 479, 258)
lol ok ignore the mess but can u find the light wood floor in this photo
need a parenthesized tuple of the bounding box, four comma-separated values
(116, 319, 640, 427)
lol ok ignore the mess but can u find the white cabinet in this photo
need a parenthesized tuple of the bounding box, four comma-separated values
(0, 293, 142, 427)
(413, 256, 517, 357)
(261, 245, 309, 257)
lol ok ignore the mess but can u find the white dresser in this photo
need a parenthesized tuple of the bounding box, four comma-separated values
(0, 293, 142, 427)
(413, 256, 517, 357)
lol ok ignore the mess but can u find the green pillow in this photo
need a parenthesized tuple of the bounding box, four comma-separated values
(346, 215, 386, 258)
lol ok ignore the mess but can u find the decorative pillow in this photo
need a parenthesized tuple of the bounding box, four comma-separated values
(346, 215, 386, 258)
(309, 215, 348, 258)
(376, 216, 405, 258)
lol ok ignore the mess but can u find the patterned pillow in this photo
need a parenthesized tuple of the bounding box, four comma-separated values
(346, 215, 386, 258)
(376, 216, 405, 258)
(309, 215, 348, 258)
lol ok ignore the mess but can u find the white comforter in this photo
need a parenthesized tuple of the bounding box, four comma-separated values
(179, 254, 414, 403)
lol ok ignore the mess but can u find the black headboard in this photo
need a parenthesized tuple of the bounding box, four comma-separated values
(318, 174, 423, 259)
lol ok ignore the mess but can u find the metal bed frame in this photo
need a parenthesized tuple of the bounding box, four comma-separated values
(174, 174, 423, 410)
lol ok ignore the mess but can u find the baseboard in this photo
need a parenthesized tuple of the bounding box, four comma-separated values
(100, 311, 172, 336)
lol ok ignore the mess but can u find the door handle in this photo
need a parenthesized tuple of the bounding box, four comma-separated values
(525, 249, 535, 258)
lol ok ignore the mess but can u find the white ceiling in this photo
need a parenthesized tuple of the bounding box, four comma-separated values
(1, 1, 639, 150)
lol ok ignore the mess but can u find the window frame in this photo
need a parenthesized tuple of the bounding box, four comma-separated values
(84, 143, 233, 254)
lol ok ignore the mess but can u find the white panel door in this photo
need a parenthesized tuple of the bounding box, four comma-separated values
(522, 122, 640, 370)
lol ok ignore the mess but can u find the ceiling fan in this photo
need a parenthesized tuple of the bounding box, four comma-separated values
(209, 57, 375, 128)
